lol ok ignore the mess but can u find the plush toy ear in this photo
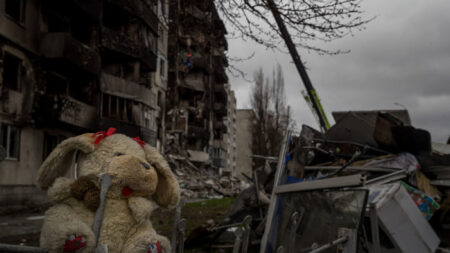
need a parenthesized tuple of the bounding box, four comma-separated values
(143, 144, 180, 209)
(36, 133, 95, 190)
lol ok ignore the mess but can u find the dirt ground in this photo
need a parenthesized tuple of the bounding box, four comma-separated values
(0, 198, 234, 249)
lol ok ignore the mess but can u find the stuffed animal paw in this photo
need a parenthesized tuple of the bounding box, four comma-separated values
(146, 241, 165, 253)
(63, 235, 87, 253)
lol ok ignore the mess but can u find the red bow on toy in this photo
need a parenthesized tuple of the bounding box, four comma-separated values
(92, 128, 116, 145)
(133, 136, 146, 147)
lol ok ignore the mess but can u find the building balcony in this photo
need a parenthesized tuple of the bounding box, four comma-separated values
(213, 139, 226, 149)
(185, 5, 207, 21)
(38, 95, 97, 129)
(192, 56, 210, 73)
(101, 27, 141, 57)
(213, 103, 227, 116)
(213, 158, 226, 168)
(100, 72, 156, 108)
(187, 125, 209, 139)
(214, 68, 228, 84)
(213, 55, 228, 68)
(40, 33, 101, 74)
(71, 0, 102, 22)
(43, 0, 101, 23)
(214, 121, 228, 133)
(191, 0, 211, 12)
(100, 27, 157, 71)
(140, 127, 157, 147)
(107, 0, 159, 34)
(215, 84, 228, 103)
(181, 74, 206, 92)
(140, 47, 158, 72)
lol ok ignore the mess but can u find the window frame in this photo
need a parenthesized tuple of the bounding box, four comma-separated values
(2, 52, 23, 91)
(0, 123, 21, 160)
(42, 132, 65, 161)
(4, 0, 26, 26)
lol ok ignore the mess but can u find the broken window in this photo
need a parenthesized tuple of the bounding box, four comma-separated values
(5, 0, 25, 24)
(102, 94, 132, 122)
(144, 109, 157, 130)
(43, 133, 64, 160)
(159, 57, 166, 80)
(144, 111, 150, 129)
(2, 52, 23, 91)
(123, 62, 137, 81)
(102, 94, 109, 117)
(0, 123, 20, 160)
(110, 95, 118, 117)
(266, 189, 368, 252)
(46, 72, 68, 95)
(159, 0, 167, 18)
(158, 27, 165, 46)
(102, 54, 138, 81)
(47, 13, 70, 33)
(71, 22, 93, 46)
(157, 91, 163, 108)
(69, 79, 94, 105)
(147, 30, 157, 52)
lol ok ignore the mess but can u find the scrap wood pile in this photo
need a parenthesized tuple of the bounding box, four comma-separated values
(183, 110, 450, 252)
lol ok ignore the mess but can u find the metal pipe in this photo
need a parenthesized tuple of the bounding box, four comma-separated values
(249, 154, 279, 161)
(309, 236, 348, 253)
(369, 204, 381, 253)
(171, 199, 185, 253)
(288, 212, 303, 253)
(232, 228, 243, 253)
(177, 219, 186, 253)
(365, 170, 406, 185)
(241, 215, 253, 253)
(304, 166, 397, 173)
(313, 139, 389, 154)
(366, 174, 406, 186)
(93, 173, 112, 247)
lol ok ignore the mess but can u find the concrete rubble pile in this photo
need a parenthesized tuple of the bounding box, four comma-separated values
(166, 153, 243, 200)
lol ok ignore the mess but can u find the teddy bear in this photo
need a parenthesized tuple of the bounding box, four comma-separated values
(35, 128, 180, 253)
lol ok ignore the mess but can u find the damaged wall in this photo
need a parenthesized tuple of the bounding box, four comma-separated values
(166, 0, 233, 171)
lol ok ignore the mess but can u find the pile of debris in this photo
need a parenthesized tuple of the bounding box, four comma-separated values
(166, 153, 243, 200)
(183, 109, 450, 252)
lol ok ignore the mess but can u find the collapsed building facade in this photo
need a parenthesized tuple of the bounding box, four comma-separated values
(0, 0, 168, 210)
(166, 0, 234, 172)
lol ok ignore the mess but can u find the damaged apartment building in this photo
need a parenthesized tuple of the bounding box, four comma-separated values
(0, 0, 168, 209)
(166, 0, 235, 173)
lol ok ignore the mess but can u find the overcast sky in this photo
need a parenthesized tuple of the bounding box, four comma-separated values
(227, 0, 450, 143)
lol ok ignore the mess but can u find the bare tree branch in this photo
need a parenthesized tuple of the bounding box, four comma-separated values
(215, 0, 373, 54)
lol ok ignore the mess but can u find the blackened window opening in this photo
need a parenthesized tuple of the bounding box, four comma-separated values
(5, 0, 25, 23)
(3, 53, 22, 91)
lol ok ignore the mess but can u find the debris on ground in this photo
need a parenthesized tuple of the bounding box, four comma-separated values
(166, 154, 243, 200)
